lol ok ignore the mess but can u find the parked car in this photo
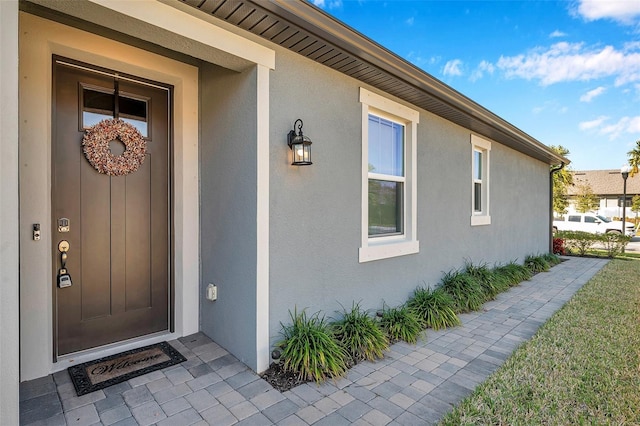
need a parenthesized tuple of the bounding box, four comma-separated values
(553, 213, 635, 237)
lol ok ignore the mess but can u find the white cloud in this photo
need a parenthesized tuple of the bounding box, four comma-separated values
(579, 115, 609, 130)
(600, 116, 640, 139)
(470, 60, 495, 82)
(406, 16, 415, 26)
(496, 42, 640, 86)
(550, 30, 567, 38)
(580, 86, 606, 102)
(579, 115, 640, 139)
(625, 41, 640, 50)
(443, 59, 463, 77)
(575, 0, 640, 24)
(406, 52, 441, 69)
(312, 0, 343, 9)
(531, 100, 569, 115)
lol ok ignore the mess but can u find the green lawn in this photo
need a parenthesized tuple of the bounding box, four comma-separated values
(439, 259, 640, 425)
(588, 249, 640, 259)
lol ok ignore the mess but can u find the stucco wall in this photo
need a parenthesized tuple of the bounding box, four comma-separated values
(199, 63, 260, 368)
(0, 1, 20, 424)
(267, 46, 550, 348)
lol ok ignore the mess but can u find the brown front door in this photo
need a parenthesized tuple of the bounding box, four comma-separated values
(53, 58, 171, 356)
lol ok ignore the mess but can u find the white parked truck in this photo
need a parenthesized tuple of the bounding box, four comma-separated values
(553, 213, 635, 237)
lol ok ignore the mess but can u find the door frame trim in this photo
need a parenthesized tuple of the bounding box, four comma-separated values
(19, 13, 200, 380)
(51, 56, 175, 361)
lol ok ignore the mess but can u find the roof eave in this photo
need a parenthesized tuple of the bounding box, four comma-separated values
(181, 0, 568, 165)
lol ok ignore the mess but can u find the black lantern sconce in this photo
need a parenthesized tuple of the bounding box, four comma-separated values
(287, 119, 312, 166)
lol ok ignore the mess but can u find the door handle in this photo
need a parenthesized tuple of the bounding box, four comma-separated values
(58, 240, 70, 267)
(57, 240, 72, 288)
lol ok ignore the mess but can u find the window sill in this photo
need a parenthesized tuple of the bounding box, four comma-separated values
(471, 215, 491, 226)
(359, 239, 419, 263)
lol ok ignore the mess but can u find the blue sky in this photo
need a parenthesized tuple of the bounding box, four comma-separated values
(311, 0, 640, 171)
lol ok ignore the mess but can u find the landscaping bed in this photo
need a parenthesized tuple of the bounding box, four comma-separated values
(263, 254, 561, 391)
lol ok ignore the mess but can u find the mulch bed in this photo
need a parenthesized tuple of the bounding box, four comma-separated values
(261, 356, 358, 392)
(260, 362, 309, 392)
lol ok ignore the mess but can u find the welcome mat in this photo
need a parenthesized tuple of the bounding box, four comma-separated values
(68, 342, 186, 396)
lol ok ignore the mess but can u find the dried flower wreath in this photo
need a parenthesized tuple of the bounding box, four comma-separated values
(82, 119, 146, 176)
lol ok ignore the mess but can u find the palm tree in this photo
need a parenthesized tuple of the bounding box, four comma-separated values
(628, 139, 640, 176)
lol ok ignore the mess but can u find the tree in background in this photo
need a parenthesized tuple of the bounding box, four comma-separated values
(550, 145, 573, 215)
(632, 195, 640, 225)
(628, 139, 640, 176)
(574, 182, 599, 213)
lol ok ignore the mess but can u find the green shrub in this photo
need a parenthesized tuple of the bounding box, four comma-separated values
(277, 308, 348, 383)
(440, 269, 486, 312)
(379, 304, 424, 344)
(598, 232, 631, 258)
(557, 230, 632, 257)
(407, 286, 460, 330)
(556, 230, 596, 256)
(524, 254, 551, 273)
(494, 261, 532, 286)
(464, 261, 501, 300)
(332, 302, 388, 362)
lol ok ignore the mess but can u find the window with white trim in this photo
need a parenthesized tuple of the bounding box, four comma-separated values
(471, 135, 491, 226)
(359, 88, 419, 262)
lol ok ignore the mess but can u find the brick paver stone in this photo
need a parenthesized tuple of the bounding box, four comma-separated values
(130, 401, 167, 426)
(99, 404, 133, 426)
(64, 404, 100, 426)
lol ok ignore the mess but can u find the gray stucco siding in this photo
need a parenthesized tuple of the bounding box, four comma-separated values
(267, 46, 551, 349)
(199, 63, 259, 368)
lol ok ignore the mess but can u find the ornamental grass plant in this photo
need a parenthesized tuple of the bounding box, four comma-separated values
(464, 261, 502, 300)
(493, 261, 532, 286)
(440, 269, 486, 313)
(332, 302, 389, 362)
(541, 252, 561, 266)
(524, 254, 551, 273)
(379, 304, 424, 344)
(272, 253, 561, 389)
(277, 308, 348, 383)
(407, 286, 461, 330)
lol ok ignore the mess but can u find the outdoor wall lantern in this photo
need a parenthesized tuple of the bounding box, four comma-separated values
(287, 119, 312, 166)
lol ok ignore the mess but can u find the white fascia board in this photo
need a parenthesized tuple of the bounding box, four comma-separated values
(89, 0, 275, 70)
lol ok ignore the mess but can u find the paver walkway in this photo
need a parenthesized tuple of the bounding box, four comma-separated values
(20, 256, 609, 426)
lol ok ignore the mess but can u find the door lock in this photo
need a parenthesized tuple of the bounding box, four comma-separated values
(58, 218, 70, 233)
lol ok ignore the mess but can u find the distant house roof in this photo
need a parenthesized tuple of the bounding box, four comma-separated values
(569, 170, 640, 196)
(179, 0, 567, 166)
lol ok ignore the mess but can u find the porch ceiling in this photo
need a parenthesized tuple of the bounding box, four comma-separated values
(180, 0, 567, 166)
